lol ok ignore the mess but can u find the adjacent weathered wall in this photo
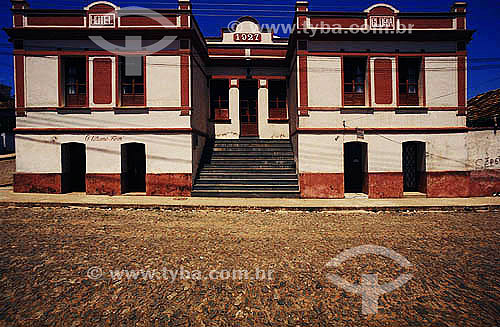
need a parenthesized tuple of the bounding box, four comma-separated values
(467, 129, 500, 196)
(146, 56, 181, 108)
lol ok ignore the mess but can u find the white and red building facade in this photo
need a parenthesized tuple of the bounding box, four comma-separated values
(7, 0, 497, 198)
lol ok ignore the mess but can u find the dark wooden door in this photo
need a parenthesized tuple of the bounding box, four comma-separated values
(239, 80, 259, 137)
(344, 142, 367, 193)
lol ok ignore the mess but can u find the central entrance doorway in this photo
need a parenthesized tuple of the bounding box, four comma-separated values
(239, 80, 259, 137)
(344, 142, 368, 193)
(61, 142, 86, 193)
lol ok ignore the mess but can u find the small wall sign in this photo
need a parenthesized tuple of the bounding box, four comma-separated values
(89, 14, 115, 28)
(369, 16, 395, 29)
(234, 33, 262, 42)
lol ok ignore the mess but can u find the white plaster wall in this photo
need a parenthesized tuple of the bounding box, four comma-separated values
(16, 134, 61, 173)
(89, 56, 116, 108)
(15, 134, 192, 174)
(299, 134, 343, 173)
(299, 111, 465, 129)
(25, 56, 59, 108)
(370, 57, 397, 107)
(258, 84, 289, 139)
(466, 130, 500, 171)
(298, 133, 468, 173)
(16, 112, 190, 129)
(307, 56, 342, 107)
(215, 82, 239, 139)
(146, 56, 181, 107)
(425, 57, 458, 107)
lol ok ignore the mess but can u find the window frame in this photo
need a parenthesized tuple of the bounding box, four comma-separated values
(118, 56, 145, 107)
(343, 57, 368, 107)
(62, 56, 87, 108)
(398, 57, 422, 107)
(268, 79, 288, 120)
(210, 79, 230, 121)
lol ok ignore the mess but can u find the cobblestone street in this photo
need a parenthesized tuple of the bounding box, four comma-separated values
(0, 207, 498, 326)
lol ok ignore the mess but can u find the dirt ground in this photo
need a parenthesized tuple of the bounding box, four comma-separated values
(0, 159, 14, 186)
(0, 207, 498, 326)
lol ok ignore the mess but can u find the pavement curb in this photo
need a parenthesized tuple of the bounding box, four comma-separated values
(0, 201, 499, 212)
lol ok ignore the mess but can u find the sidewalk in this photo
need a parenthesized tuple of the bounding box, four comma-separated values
(0, 186, 499, 211)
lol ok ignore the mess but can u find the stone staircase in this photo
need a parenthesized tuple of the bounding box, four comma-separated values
(192, 139, 300, 198)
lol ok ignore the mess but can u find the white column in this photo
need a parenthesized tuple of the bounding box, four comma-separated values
(258, 79, 269, 139)
(216, 79, 240, 139)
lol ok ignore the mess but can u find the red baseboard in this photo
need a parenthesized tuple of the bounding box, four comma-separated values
(299, 173, 344, 199)
(146, 174, 192, 197)
(14, 173, 62, 194)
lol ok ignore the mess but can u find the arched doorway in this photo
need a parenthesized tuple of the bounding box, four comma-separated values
(403, 141, 426, 193)
(61, 142, 86, 193)
(344, 142, 368, 193)
(121, 143, 146, 193)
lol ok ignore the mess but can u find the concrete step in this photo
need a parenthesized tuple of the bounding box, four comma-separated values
(193, 184, 299, 191)
(198, 173, 298, 179)
(191, 190, 300, 198)
(212, 147, 292, 153)
(200, 168, 297, 174)
(196, 179, 299, 185)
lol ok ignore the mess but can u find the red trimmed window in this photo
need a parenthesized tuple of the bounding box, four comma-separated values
(119, 56, 145, 106)
(268, 80, 287, 120)
(343, 57, 367, 106)
(399, 58, 421, 106)
(210, 79, 229, 121)
(62, 57, 87, 107)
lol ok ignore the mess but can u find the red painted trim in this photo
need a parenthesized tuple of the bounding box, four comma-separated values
(26, 15, 85, 27)
(285, 106, 460, 112)
(15, 50, 189, 57)
(149, 106, 192, 111)
(299, 55, 308, 108)
(252, 75, 286, 80)
(86, 55, 90, 107)
(300, 173, 344, 199)
(14, 55, 25, 109)
(86, 174, 121, 196)
(212, 75, 246, 80)
(399, 18, 453, 29)
(180, 55, 190, 107)
(14, 173, 62, 194)
(341, 55, 344, 107)
(310, 17, 365, 28)
(146, 173, 192, 197)
(395, 55, 400, 107)
(208, 49, 246, 56)
(15, 128, 194, 134)
(367, 172, 403, 199)
(374, 59, 393, 105)
(457, 55, 466, 116)
(250, 49, 287, 57)
(58, 55, 63, 107)
(93, 58, 113, 105)
(306, 52, 462, 57)
(294, 127, 469, 134)
(115, 55, 119, 107)
(143, 56, 147, 107)
(421, 56, 426, 107)
(367, 55, 372, 107)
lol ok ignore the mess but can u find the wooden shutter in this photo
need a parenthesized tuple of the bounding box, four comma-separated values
(374, 59, 393, 105)
(93, 58, 112, 105)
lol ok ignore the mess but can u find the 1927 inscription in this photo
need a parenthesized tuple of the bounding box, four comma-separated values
(234, 33, 262, 42)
